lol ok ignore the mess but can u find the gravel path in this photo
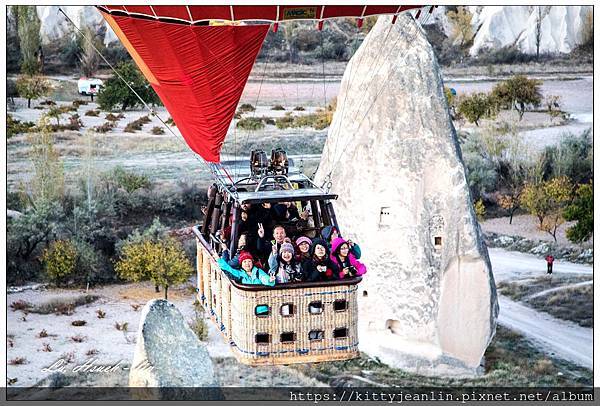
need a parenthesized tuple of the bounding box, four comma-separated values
(526, 280, 593, 300)
(488, 248, 593, 369)
(497, 296, 592, 369)
(489, 247, 593, 283)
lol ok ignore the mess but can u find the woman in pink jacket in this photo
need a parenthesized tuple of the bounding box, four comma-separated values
(330, 237, 367, 279)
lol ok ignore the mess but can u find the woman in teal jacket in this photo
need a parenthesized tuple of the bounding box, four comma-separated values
(218, 251, 275, 287)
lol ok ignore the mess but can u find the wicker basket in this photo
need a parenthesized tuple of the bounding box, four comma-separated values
(196, 238, 360, 365)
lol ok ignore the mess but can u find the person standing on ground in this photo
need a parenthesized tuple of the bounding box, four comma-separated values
(545, 254, 554, 274)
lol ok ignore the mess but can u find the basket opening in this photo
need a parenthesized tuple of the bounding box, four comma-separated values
(333, 299, 348, 311)
(255, 333, 270, 344)
(280, 332, 295, 343)
(309, 330, 324, 340)
(280, 303, 294, 316)
(255, 304, 270, 317)
(434, 236, 442, 246)
(333, 327, 348, 338)
(362, 290, 368, 297)
(308, 301, 323, 314)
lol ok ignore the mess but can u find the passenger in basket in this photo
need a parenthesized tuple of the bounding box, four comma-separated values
(295, 236, 312, 262)
(330, 237, 367, 279)
(302, 238, 340, 282)
(257, 223, 286, 263)
(268, 242, 304, 284)
(321, 225, 362, 259)
(220, 232, 253, 268)
(218, 251, 275, 286)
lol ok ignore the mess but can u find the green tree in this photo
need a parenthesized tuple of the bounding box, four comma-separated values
(457, 92, 498, 126)
(115, 237, 190, 299)
(15, 5, 42, 74)
(16, 75, 51, 108)
(97, 62, 161, 111)
(447, 6, 474, 47)
(492, 75, 542, 120)
(520, 176, 573, 242)
(564, 181, 593, 243)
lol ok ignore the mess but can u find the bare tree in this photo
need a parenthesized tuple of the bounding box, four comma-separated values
(534, 6, 543, 60)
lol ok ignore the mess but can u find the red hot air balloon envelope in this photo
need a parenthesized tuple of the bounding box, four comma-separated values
(97, 6, 421, 163)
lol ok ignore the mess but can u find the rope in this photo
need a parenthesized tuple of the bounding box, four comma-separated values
(321, 12, 433, 191)
(57, 7, 234, 195)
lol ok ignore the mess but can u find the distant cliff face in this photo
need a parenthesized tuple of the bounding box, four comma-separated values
(467, 6, 592, 55)
(420, 5, 592, 56)
(24, 6, 593, 56)
(35, 6, 117, 46)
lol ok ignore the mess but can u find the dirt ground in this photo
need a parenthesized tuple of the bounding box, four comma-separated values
(481, 214, 593, 249)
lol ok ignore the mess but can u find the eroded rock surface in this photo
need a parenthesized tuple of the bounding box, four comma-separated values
(315, 14, 498, 375)
(129, 299, 217, 394)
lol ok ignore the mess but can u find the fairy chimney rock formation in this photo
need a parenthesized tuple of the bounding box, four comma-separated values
(315, 14, 498, 376)
(129, 300, 217, 396)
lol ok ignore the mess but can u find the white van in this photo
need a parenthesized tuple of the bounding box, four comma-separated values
(78, 78, 104, 95)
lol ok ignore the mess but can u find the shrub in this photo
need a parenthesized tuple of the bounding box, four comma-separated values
(541, 130, 592, 184)
(96, 309, 106, 318)
(151, 126, 165, 135)
(65, 114, 83, 131)
(238, 103, 255, 113)
(7, 114, 36, 138)
(85, 109, 100, 117)
(10, 300, 31, 311)
(71, 334, 86, 343)
(71, 320, 87, 326)
(42, 343, 52, 352)
(275, 112, 295, 129)
(124, 120, 142, 132)
(271, 104, 285, 110)
(293, 106, 305, 111)
(16, 75, 51, 108)
(236, 116, 265, 131)
(165, 117, 176, 126)
(41, 237, 101, 287)
(189, 306, 209, 341)
(138, 115, 151, 124)
(86, 349, 99, 356)
(72, 99, 89, 108)
(115, 322, 128, 331)
(474, 199, 486, 221)
(9, 357, 27, 365)
(93, 122, 114, 133)
(108, 166, 151, 193)
(262, 116, 276, 126)
(37, 329, 49, 338)
(41, 240, 77, 286)
(97, 62, 161, 111)
(105, 113, 124, 122)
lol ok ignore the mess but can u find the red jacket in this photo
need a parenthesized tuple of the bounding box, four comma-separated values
(545, 255, 554, 264)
